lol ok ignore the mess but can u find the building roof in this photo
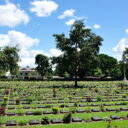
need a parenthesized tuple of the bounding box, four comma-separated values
(19, 67, 35, 71)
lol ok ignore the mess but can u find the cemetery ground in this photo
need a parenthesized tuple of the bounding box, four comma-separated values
(0, 81, 128, 128)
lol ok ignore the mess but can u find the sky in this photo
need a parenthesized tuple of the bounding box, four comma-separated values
(0, 0, 128, 67)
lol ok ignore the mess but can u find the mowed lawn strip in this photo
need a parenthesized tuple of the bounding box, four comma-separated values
(1, 120, 128, 128)
(1, 111, 128, 124)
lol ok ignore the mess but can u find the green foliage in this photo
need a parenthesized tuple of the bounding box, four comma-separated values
(60, 104, 65, 108)
(121, 102, 127, 105)
(93, 67, 105, 77)
(122, 94, 127, 98)
(52, 106, 59, 114)
(15, 98, 20, 105)
(64, 72, 70, 78)
(0, 51, 8, 76)
(28, 71, 40, 78)
(63, 113, 72, 123)
(45, 104, 51, 108)
(41, 116, 50, 124)
(35, 54, 52, 79)
(74, 102, 78, 107)
(0, 46, 19, 77)
(3, 46, 20, 75)
(3, 96, 8, 103)
(97, 95, 102, 102)
(52, 20, 103, 86)
(98, 54, 118, 77)
(111, 66, 122, 79)
(68, 95, 73, 100)
(122, 47, 128, 63)
(33, 110, 42, 115)
(13, 92, 18, 97)
(26, 97, 33, 104)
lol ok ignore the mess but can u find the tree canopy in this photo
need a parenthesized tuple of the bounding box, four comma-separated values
(52, 20, 103, 87)
(122, 47, 128, 80)
(35, 54, 52, 79)
(0, 46, 19, 77)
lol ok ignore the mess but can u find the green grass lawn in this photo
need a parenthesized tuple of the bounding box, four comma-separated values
(1, 111, 128, 124)
(0, 120, 128, 128)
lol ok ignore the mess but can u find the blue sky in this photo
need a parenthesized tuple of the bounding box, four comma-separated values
(0, 0, 128, 67)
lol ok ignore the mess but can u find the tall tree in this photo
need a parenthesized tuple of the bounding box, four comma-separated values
(0, 51, 8, 76)
(53, 20, 103, 87)
(3, 46, 20, 76)
(35, 54, 52, 79)
(98, 54, 118, 77)
(122, 47, 128, 80)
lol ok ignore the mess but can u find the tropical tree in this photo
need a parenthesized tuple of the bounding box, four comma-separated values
(53, 20, 103, 87)
(122, 47, 128, 80)
(35, 54, 52, 79)
(0, 51, 8, 76)
(3, 46, 20, 76)
(98, 54, 118, 77)
(93, 67, 105, 78)
(111, 66, 122, 79)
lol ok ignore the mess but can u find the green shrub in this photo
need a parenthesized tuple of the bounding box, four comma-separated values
(13, 92, 18, 97)
(41, 116, 49, 124)
(27, 97, 33, 104)
(122, 94, 127, 98)
(33, 110, 42, 115)
(15, 98, 20, 105)
(3, 97, 8, 103)
(74, 102, 78, 107)
(52, 106, 59, 114)
(68, 96, 72, 100)
(97, 95, 102, 102)
(103, 117, 111, 121)
(45, 105, 51, 108)
(122, 102, 127, 105)
(63, 113, 72, 123)
(60, 104, 65, 108)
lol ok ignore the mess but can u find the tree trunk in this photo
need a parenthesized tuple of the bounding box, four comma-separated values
(75, 72, 77, 88)
(75, 42, 78, 88)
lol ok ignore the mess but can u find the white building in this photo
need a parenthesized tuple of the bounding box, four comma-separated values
(19, 67, 41, 79)
(5, 67, 41, 79)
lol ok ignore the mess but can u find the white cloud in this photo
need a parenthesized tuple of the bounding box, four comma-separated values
(19, 48, 62, 67)
(65, 19, 75, 26)
(0, 30, 40, 67)
(85, 25, 91, 29)
(50, 48, 62, 57)
(30, 0, 58, 17)
(0, 31, 39, 49)
(18, 58, 35, 67)
(65, 16, 85, 26)
(0, 3, 30, 27)
(58, 9, 75, 19)
(113, 37, 128, 60)
(19, 50, 50, 67)
(94, 24, 101, 29)
(0, 30, 62, 67)
(125, 29, 128, 34)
